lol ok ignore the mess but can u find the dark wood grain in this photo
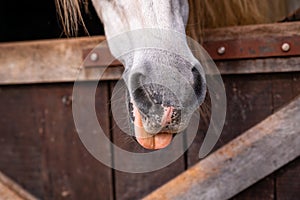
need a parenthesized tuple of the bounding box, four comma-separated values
(40, 83, 113, 200)
(216, 57, 300, 75)
(276, 157, 300, 200)
(0, 74, 299, 200)
(188, 74, 275, 199)
(188, 74, 273, 166)
(203, 22, 300, 41)
(232, 176, 275, 200)
(275, 74, 300, 200)
(0, 85, 44, 198)
(293, 73, 300, 95)
(272, 74, 294, 111)
(232, 74, 293, 200)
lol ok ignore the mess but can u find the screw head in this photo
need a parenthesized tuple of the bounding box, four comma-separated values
(90, 52, 99, 61)
(281, 43, 290, 52)
(217, 46, 226, 55)
(62, 95, 72, 106)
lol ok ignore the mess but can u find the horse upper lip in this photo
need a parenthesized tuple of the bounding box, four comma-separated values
(161, 106, 174, 127)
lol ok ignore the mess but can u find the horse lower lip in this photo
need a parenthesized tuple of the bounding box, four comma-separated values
(133, 113, 173, 149)
(135, 131, 173, 150)
(132, 102, 173, 149)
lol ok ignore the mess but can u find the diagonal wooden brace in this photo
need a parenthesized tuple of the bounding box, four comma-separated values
(144, 95, 300, 200)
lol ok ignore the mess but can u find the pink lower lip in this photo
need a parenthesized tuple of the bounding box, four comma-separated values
(132, 102, 174, 150)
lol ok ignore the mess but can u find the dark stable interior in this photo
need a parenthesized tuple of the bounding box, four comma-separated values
(0, 0, 105, 42)
(2, 1, 300, 43)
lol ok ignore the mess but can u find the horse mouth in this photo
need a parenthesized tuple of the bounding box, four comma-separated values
(132, 102, 175, 150)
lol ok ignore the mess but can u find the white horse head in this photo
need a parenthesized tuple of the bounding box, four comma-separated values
(93, 0, 207, 149)
(57, 0, 284, 152)
(59, 0, 207, 149)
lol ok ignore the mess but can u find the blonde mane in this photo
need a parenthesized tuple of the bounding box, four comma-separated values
(187, 0, 287, 41)
(56, 0, 287, 39)
(55, 0, 89, 36)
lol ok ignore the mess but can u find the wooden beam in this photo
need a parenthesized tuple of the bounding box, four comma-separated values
(217, 56, 300, 75)
(143, 95, 300, 200)
(202, 21, 300, 41)
(0, 171, 38, 200)
(0, 37, 107, 85)
(1, 22, 300, 85)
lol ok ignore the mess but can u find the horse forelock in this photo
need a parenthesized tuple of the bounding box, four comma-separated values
(55, 0, 89, 36)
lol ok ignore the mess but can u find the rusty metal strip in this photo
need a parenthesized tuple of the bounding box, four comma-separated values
(83, 35, 300, 67)
(203, 36, 300, 61)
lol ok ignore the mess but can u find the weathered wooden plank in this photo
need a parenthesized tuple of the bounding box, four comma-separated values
(188, 74, 273, 166)
(83, 56, 300, 77)
(231, 74, 294, 200)
(216, 57, 300, 75)
(232, 74, 293, 200)
(225, 75, 274, 200)
(40, 83, 113, 200)
(231, 73, 298, 199)
(144, 95, 300, 200)
(275, 73, 300, 200)
(272, 74, 294, 111)
(188, 74, 275, 199)
(0, 37, 105, 84)
(0, 171, 38, 200)
(293, 73, 300, 95)
(1, 22, 300, 85)
(232, 74, 299, 199)
(0, 85, 44, 198)
(114, 159, 186, 200)
(202, 22, 300, 41)
(109, 82, 186, 200)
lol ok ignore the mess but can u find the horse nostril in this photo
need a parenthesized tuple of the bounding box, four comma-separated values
(130, 73, 153, 115)
(191, 66, 206, 104)
(171, 108, 181, 124)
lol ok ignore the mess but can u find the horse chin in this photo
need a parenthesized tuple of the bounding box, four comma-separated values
(132, 102, 174, 150)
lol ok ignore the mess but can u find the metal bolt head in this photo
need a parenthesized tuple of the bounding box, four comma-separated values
(217, 46, 226, 55)
(90, 52, 99, 61)
(281, 43, 290, 52)
(62, 95, 72, 106)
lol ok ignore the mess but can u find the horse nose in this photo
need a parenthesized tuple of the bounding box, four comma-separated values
(127, 64, 206, 116)
(129, 72, 180, 114)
